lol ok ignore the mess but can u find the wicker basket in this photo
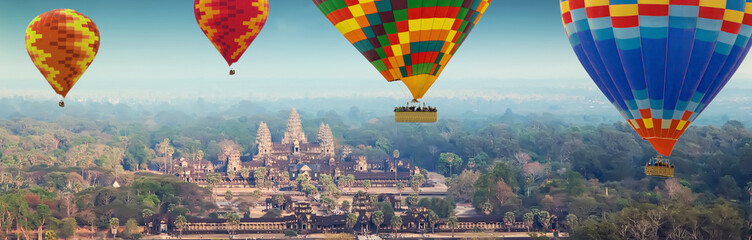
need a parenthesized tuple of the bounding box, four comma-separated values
(644, 165, 674, 178)
(395, 111, 437, 123)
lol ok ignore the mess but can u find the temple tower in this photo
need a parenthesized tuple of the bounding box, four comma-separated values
(282, 108, 307, 144)
(219, 145, 241, 172)
(256, 122, 272, 157)
(317, 123, 335, 158)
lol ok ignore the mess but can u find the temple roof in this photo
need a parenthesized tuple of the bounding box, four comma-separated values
(352, 172, 411, 180)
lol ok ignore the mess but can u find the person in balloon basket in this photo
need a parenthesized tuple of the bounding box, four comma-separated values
(551, 215, 559, 238)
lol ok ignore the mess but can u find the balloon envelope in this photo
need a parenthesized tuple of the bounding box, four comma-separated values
(313, 0, 492, 100)
(25, 9, 100, 98)
(194, 0, 269, 67)
(560, 0, 752, 156)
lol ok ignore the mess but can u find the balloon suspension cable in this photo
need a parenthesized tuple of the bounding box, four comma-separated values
(58, 99, 65, 108)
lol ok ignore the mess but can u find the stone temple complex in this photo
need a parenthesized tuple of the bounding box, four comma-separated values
(177, 108, 413, 187)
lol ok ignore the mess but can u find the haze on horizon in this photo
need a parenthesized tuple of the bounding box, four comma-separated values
(1, 0, 752, 108)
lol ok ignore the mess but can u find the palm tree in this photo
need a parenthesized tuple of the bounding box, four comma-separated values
(504, 212, 515, 232)
(346, 213, 358, 233)
(391, 215, 402, 238)
(142, 209, 155, 234)
(428, 210, 439, 233)
(523, 212, 534, 232)
(174, 215, 187, 239)
(225, 212, 240, 239)
(227, 170, 236, 182)
(539, 211, 551, 231)
(251, 190, 262, 207)
(109, 218, 119, 239)
(254, 167, 267, 187)
(371, 211, 384, 234)
(482, 201, 494, 216)
(393, 149, 400, 183)
(448, 216, 458, 238)
(446, 154, 454, 177)
(240, 168, 250, 181)
(362, 180, 371, 192)
(566, 214, 578, 231)
(396, 182, 405, 206)
(207, 173, 221, 188)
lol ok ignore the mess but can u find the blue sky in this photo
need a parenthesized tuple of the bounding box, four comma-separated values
(1, 0, 751, 101)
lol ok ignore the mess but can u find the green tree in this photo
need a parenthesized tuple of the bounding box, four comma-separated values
(273, 194, 286, 209)
(35, 204, 52, 240)
(280, 171, 290, 187)
(303, 184, 318, 197)
(362, 180, 371, 192)
(174, 215, 187, 239)
(376, 137, 392, 154)
(565, 214, 578, 232)
(254, 167, 267, 187)
(408, 193, 419, 207)
(396, 182, 405, 201)
(539, 211, 551, 231)
(252, 190, 262, 207)
(240, 168, 251, 181)
(346, 213, 358, 232)
(59, 217, 77, 239)
(719, 175, 741, 199)
(438, 152, 463, 177)
(320, 174, 333, 187)
(339, 174, 355, 191)
(225, 212, 240, 239)
(482, 201, 494, 215)
(329, 184, 342, 199)
(284, 229, 297, 238)
(109, 218, 120, 239)
(225, 190, 233, 201)
(142, 209, 155, 234)
(411, 173, 425, 193)
(44, 230, 56, 240)
(124, 218, 139, 239)
(341, 200, 351, 213)
(504, 212, 515, 232)
(391, 215, 402, 238)
(322, 197, 336, 213)
(448, 216, 458, 238)
(207, 173, 222, 188)
(371, 210, 384, 234)
(296, 174, 310, 187)
(428, 210, 439, 233)
(227, 169, 236, 182)
(473, 152, 491, 169)
(565, 171, 586, 197)
(523, 213, 534, 232)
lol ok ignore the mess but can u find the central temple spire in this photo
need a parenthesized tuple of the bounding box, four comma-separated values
(282, 108, 307, 144)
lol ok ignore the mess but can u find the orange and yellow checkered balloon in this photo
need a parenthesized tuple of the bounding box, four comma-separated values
(25, 9, 100, 98)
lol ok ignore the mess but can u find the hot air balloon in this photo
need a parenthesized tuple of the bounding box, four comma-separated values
(313, 0, 492, 122)
(194, 0, 269, 75)
(560, 0, 752, 177)
(25, 9, 100, 107)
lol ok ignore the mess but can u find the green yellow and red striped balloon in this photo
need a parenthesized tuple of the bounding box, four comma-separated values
(313, 0, 492, 100)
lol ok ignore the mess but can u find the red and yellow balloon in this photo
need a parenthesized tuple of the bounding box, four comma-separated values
(25, 9, 100, 102)
(194, 0, 269, 72)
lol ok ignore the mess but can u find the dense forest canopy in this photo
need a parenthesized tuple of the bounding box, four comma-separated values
(0, 100, 751, 239)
